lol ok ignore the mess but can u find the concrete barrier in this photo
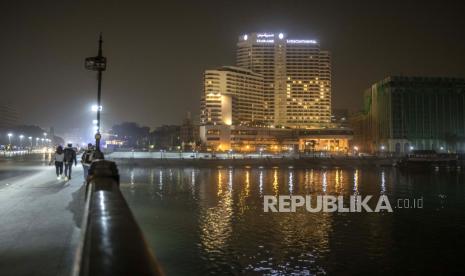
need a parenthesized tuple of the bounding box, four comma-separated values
(72, 160, 163, 276)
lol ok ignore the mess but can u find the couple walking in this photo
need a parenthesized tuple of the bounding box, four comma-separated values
(51, 143, 97, 181)
(50, 143, 77, 180)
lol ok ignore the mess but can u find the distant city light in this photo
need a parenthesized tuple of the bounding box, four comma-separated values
(409, 146, 414, 150)
(278, 33, 284, 39)
(440, 146, 444, 150)
(380, 145, 385, 150)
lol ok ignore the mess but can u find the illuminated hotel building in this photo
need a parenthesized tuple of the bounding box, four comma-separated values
(237, 32, 331, 128)
(200, 66, 264, 126)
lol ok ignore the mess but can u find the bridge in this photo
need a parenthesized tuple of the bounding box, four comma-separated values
(0, 154, 161, 276)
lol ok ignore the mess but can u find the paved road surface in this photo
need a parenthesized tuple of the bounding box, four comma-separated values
(0, 159, 86, 276)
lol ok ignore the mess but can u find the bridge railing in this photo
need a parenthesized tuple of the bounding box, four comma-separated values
(72, 159, 163, 276)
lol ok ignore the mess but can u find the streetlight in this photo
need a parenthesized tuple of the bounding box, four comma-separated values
(7, 133, 13, 144)
(36, 137, 39, 147)
(86, 33, 107, 152)
(19, 135, 24, 148)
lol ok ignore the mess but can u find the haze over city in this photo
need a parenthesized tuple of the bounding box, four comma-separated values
(1, 0, 464, 134)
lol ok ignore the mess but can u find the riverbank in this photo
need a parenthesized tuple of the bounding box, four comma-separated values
(108, 156, 399, 168)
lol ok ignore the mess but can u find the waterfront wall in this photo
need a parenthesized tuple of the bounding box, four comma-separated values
(106, 152, 398, 168)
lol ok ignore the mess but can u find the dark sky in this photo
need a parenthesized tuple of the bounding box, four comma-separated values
(1, 0, 464, 134)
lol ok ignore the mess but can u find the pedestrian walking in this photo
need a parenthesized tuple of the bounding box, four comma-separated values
(63, 143, 77, 180)
(50, 145, 64, 179)
(81, 143, 94, 181)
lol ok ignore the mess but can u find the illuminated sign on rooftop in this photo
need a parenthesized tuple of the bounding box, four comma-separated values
(286, 39, 318, 44)
(257, 33, 275, 38)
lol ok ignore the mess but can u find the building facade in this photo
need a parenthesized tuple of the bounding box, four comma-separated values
(0, 104, 19, 130)
(237, 32, 331, 128)
(200, 125, 352, 153)
(350, 76, 465, 153)
(200, 66, 264, 126)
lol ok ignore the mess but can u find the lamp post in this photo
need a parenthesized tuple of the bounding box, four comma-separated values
(36, 137, 39, 147)
(85, 33, 107, 152)
(7, 133, 13, 145)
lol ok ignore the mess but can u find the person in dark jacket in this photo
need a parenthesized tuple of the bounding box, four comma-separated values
(63, 143, 77, 180)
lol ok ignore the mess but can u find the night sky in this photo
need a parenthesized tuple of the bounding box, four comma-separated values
(1, 0, 464, 134)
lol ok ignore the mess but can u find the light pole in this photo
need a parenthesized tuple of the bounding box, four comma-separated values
(36, 137, 39, 147)
(85, 33, 107, 152)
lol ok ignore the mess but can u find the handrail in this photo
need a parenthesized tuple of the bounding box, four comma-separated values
(72, 159, 163, 276)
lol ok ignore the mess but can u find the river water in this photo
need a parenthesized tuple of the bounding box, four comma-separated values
(119, 166, 465, 275)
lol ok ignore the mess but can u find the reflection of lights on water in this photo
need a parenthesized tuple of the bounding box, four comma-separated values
(353, 169, 359, 194)
(130, 170, 135, 185)
(381, 170, 386, 193)
(259, 169, 264, 195)
(159, 170, 163, 190)
(245, 170, 250, 196)
(228, 169, 233, 192)
(149, 169, 154, 185)
(322, 171, 327, 193)
(217, 170, 223, 196)
(288, 170, 294, 194)
(273, 169, 279, 195)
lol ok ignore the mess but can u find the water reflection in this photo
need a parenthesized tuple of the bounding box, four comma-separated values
(117, 166, 465, 275)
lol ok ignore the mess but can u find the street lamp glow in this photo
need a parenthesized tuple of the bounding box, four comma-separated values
(28, 136, 32, 140)
(440, 146, 444, 150)
(19, 135, 24, 139)
(91, 105, 102, 112)
(380, 145, 385, 150)
(409, 146, 414, 151)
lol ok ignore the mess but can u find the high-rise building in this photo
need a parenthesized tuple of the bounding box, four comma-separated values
(237, 32, 331, 128)
(350, 76, 465, 153)
(200, 66, 264, 126)
(0, 104, 19, 130)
